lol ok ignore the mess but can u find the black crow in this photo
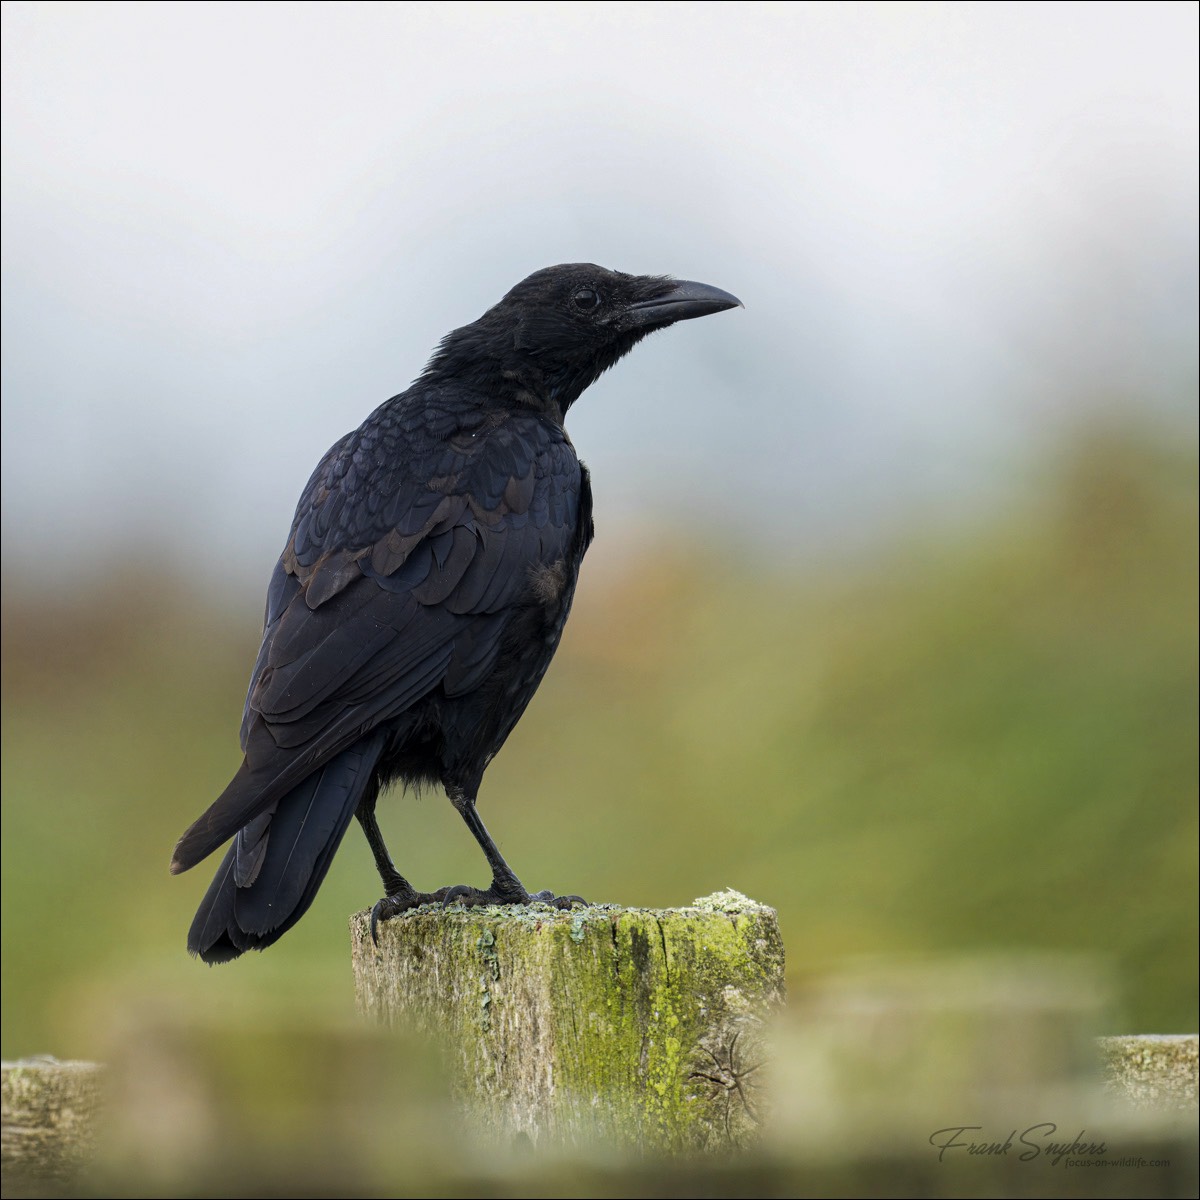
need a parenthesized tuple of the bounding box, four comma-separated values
(172, 264, 741, 962)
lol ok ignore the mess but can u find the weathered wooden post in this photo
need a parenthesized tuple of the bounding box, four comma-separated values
(350, 890, 786, 1153)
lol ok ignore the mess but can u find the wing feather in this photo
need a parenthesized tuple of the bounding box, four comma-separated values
(173, 404, 584, 874)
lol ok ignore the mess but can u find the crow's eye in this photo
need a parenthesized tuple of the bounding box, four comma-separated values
(572, 288, 601, 311)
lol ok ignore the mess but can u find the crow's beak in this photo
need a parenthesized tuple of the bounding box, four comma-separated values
(627, 279, 743, 327)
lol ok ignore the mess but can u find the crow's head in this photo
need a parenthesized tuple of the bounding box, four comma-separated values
(425, 263, 741, 417)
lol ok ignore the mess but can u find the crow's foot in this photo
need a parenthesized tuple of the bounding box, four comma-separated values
(440, 881, 588, 911)
(370, 881, 588, 943)
(369, 884, 454, 943)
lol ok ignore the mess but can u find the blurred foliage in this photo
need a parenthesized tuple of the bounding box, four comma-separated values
(1, 423, 1196, 1061)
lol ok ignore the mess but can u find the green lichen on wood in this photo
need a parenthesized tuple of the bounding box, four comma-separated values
(350, 891, 785, 1153)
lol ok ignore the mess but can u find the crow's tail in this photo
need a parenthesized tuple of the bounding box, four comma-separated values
(187, 731, 388, 963)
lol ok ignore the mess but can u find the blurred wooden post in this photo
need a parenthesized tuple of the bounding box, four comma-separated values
(350, 890, 786, 1153)
(1098, 1035, 1199, 1110)
(1, 1058, 104, 1186)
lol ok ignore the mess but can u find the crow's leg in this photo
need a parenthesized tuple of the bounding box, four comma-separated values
(356, 793, 451, 942)
(441, 786, 586, 910)
(355, 791, 410, 896)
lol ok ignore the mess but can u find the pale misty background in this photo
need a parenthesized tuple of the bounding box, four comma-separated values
(2, 2, 1199, 1108)
(3, 1, 1195, 601)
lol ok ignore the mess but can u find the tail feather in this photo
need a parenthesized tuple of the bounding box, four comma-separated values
(233, 804, 277, 887)
(188, 848, 243, 964)
(187, 731, 388, 963)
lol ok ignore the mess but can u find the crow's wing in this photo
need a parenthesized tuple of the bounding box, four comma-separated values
(172, 400, 586, 873)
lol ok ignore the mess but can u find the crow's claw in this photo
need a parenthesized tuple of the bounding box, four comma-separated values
(369, 886, 450, 943)
(372, 883, 588, 939)
(435, 883, 589, 910)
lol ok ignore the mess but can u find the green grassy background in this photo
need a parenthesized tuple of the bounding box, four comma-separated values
(2, 423, 1196, 1059)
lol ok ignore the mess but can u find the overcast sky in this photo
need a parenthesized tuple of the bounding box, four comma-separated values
(2, 1, 1196, 595)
